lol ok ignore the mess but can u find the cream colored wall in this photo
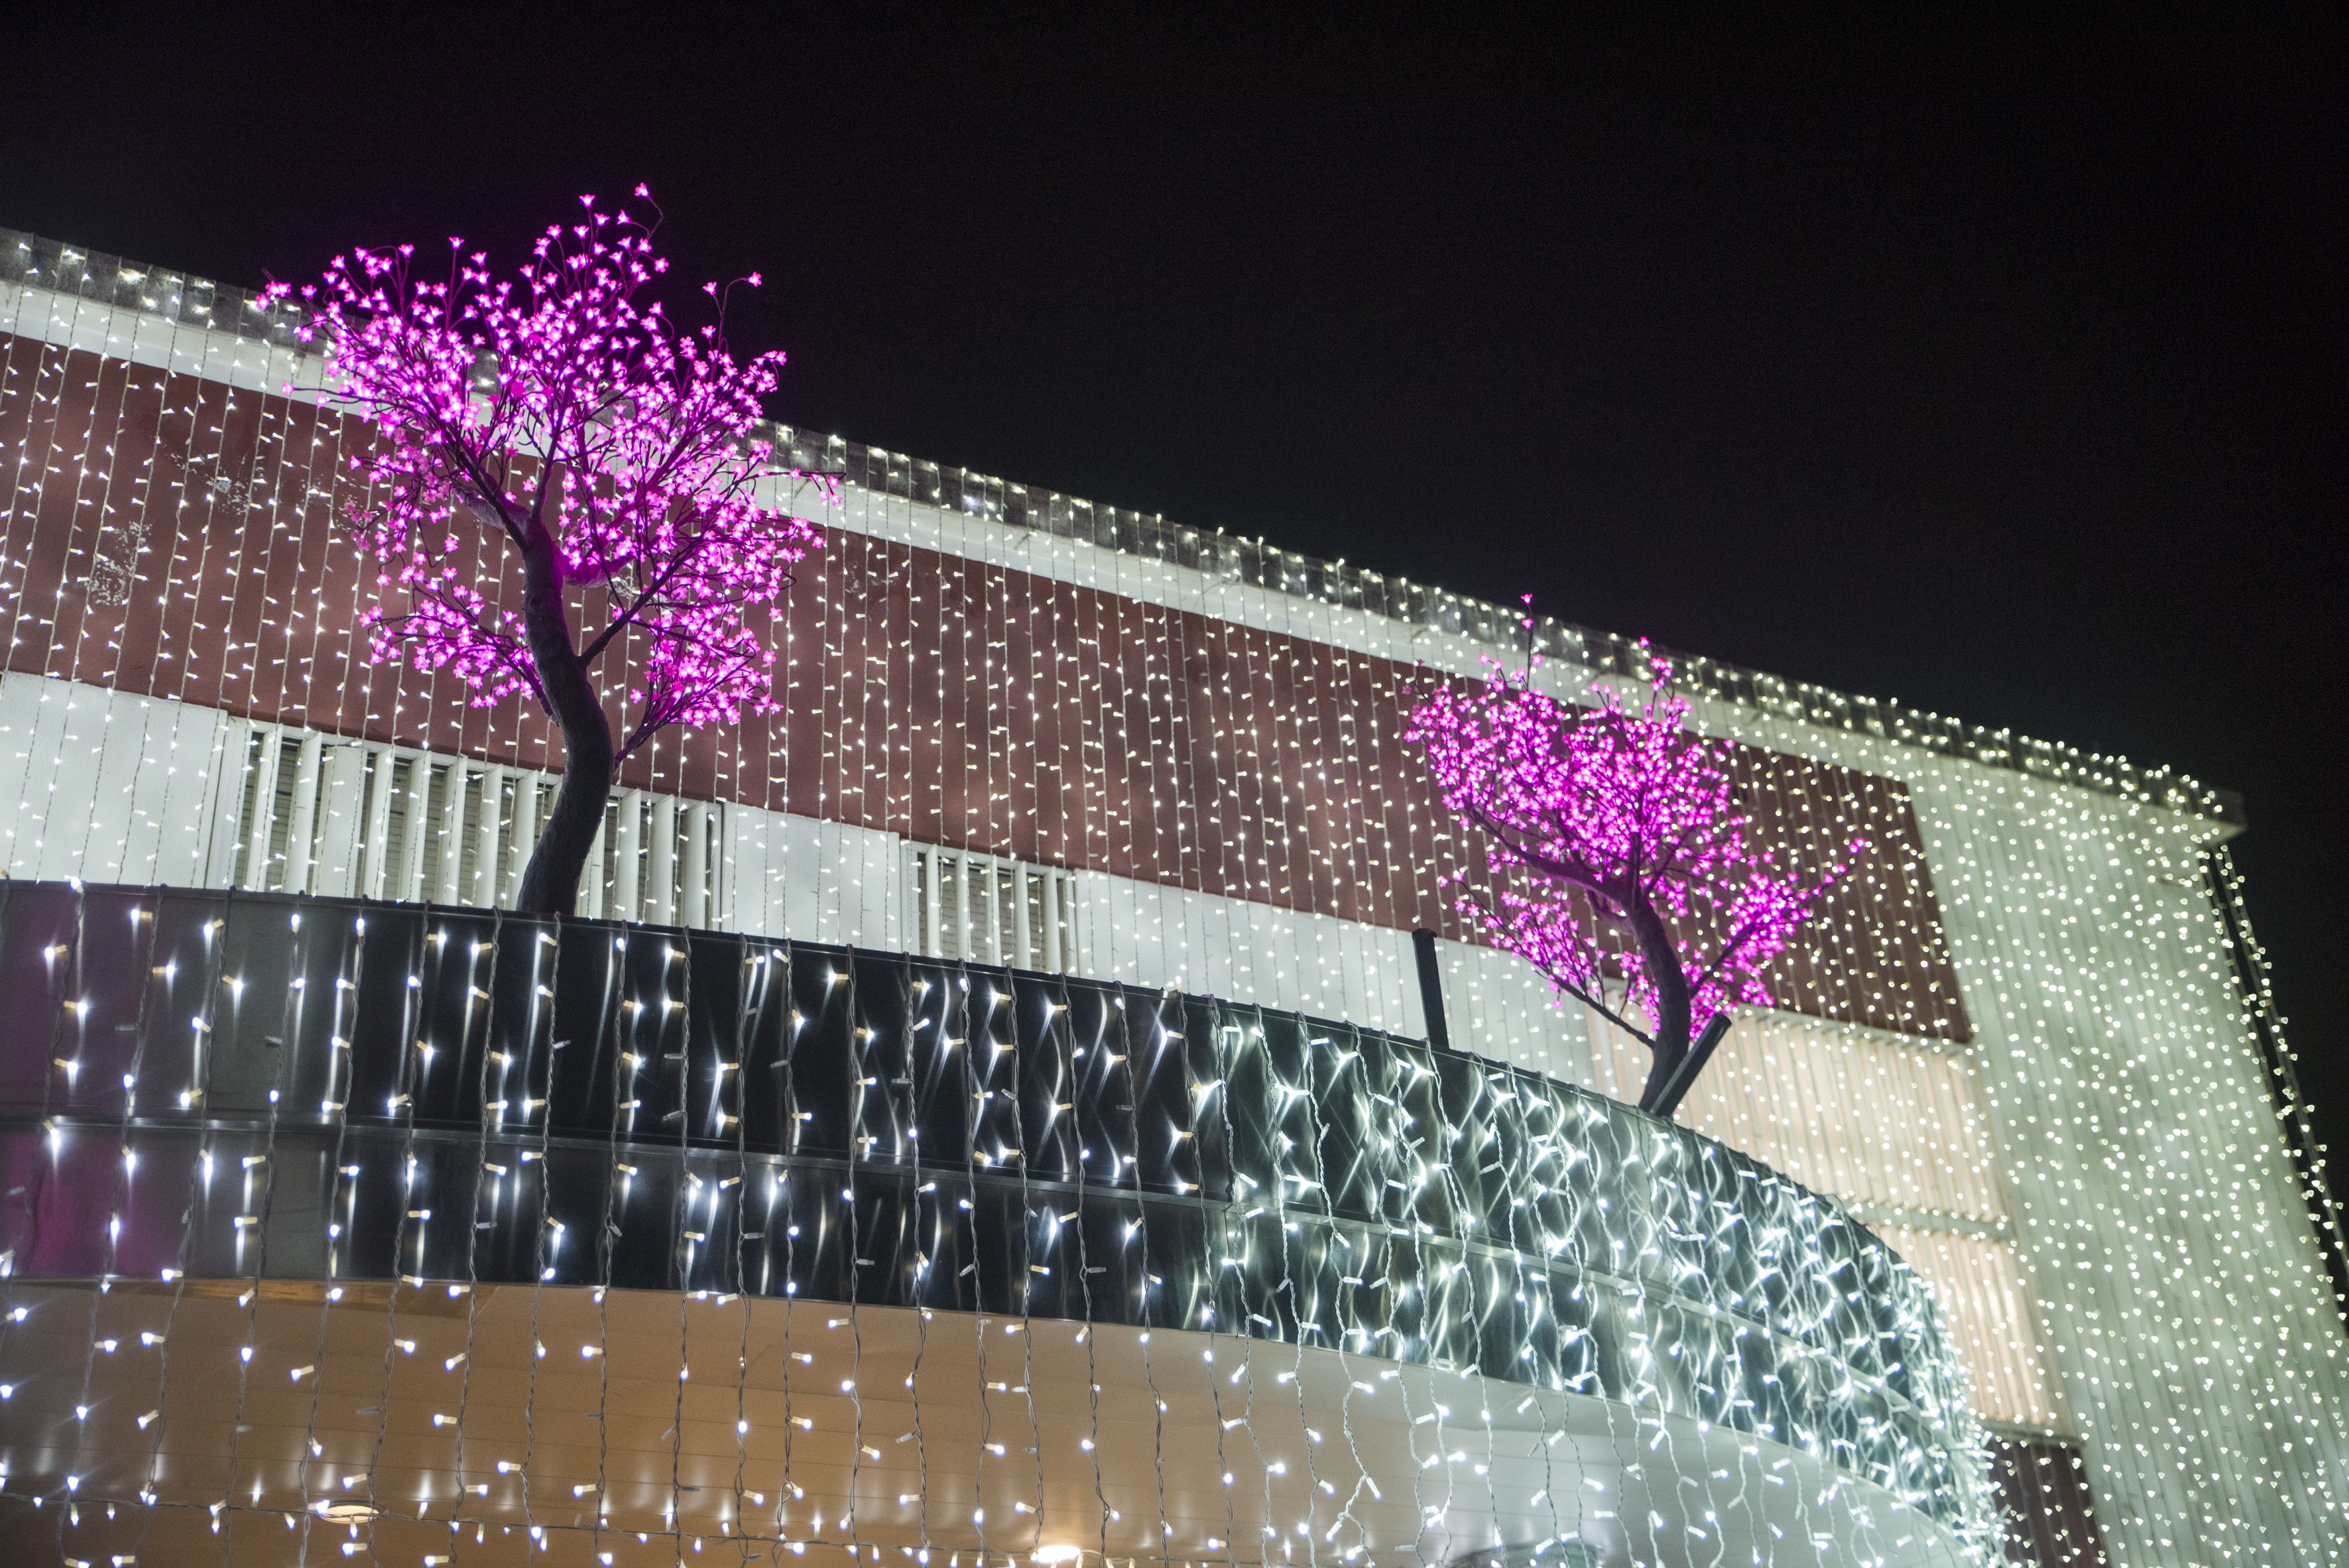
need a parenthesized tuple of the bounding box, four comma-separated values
(1697, 707, 2349, 1563)
(1581, 1000, 2063, 1433)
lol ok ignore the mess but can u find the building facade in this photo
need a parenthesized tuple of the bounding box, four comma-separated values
(0, 228, 2344, 1564)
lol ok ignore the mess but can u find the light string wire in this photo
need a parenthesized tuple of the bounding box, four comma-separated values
(0, 308, 93, 1219)
(1665, 1132, 1730, 1568)
(1500, 1075, 1567, 1563)
(727, 935, 762, 1549)
(1664, 1132, 1732, 1568)
(1207, 1006, 1281, 1568)
(1415, 1057, 1460, 1568)
(775, 937, 801, 1551)
(360, 902, 430, 1554)
(780, 943, 808, 1558)
(1118, 984, 1177, 1568)
(447, 899, 505, 1552)
(1056, 966, 1113, 1568)
(213, 887, 303, 1558)
(1464, 1070, 1510, 1568)
(1269, 1006, 1327, 1568)
(1135, 585, 1172, 1001)
(665, 923, 694, 1543)
(592, 916, 636, 1551)
(1166, 571, 1211, 1012)
(66, 332, 152, 884)
(1181, 991, 1246, 1568)
(1378, 1058, 1440, 1568)
(0, 307, 47, 841)
(1299, 597, 1349, 1034)
(29, 331, 99, 836)
(519, 905, 557, 1553)
(60, 883, 138, 1548)
(1001, 965, 1048, 1561)
(896, 948, 935, 1568)
(1589, 1111, 1648, 1562)
(59, 888, 143, 1530)
(119, 890, 204, 1564)
(289, 898, 366, 1557)
(213, 886, 298, 1564)
(844, 941, 869, 1565)
(153, 888, 243, 1546)
(954, 958, 993, 1568)
(0, 868, 68, 1416)
(1297, 1017, 1379, 1564)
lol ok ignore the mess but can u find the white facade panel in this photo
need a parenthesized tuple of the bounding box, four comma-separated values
(1701, 705, 2349, 1563)
(1, 672, 237, 887)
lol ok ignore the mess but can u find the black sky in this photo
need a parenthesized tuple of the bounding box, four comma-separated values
(9, 5, 2344, 1182)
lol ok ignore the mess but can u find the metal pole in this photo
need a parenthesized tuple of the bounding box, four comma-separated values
(1412, 928, 1450, 1053)
(1650, 1011, 1732, 1120)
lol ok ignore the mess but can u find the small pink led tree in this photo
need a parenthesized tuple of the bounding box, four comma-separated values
(1408, 636, 1858, 1115)
(271, 190, 829, 915)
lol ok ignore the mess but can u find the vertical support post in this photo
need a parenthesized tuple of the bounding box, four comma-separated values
(680, 802, 710, 931)
(918, 849, 937, 957)
(282, 733, 323, 894)
(474, 766, 507, 908)
(509, 778, 541, 907)
(1412, 928, 1450, 1054)
(241, 730, 283, 891)
(443, 764, 475, 904)
(396, 762, 430, 900)
(1014, 866, 1034, 970)
(579, 798, 609, 919)
(1650, 1012, 1732, 1121)
(646, 795, 679, 928)
(306, 744, 362, 898)
(935, 853, 955, 959)
(612, 792, 642, 921)
(361, 750, 396, 900)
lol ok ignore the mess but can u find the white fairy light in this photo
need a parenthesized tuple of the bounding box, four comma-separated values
(0, 225, 2342, 1568)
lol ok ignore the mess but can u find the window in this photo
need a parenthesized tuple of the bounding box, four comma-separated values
(575, 790, 720, 926)
(226, 716, 723, 926)
(228, 730, 331, 893)
(908, 845, 1078, 973)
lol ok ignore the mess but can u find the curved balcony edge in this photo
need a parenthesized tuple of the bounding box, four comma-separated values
(0, 878, 2007, 1552)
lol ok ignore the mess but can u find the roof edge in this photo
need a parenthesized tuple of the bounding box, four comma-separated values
(0, 225, 2243, 827)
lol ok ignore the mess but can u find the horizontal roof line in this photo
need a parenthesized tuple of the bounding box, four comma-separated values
(0, 224, 2240, 825)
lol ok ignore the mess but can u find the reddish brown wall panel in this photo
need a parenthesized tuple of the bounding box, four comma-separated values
(1991, 1437, 2112, 1567)
(0, 332, 1971, 1040)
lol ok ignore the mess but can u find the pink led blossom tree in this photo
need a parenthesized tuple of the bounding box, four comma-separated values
(1408, 640, 1858, 1116)
(271, 190, 829, 916)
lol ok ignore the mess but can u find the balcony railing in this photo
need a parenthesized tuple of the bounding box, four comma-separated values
(0, 878, 2000, 1541)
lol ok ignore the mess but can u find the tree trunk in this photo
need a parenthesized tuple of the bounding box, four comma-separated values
(1626, 893, 1693, 1114)
(513, 529, 615, 916)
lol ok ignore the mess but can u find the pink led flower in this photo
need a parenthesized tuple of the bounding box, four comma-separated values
(269, 192, 831, 914)
(1408, 644, 1859, 1114)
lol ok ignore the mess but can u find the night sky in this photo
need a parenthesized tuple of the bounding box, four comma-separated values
(10, 9, 2344, 1191)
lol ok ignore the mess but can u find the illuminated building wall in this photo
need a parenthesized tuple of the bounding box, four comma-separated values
(2, 230, 2345, 1563)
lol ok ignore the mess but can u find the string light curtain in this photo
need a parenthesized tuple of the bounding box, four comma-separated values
(0, 880, 2002, 1563)
(3, 230, 2347, 1563)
